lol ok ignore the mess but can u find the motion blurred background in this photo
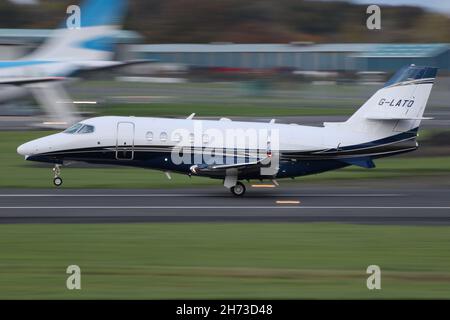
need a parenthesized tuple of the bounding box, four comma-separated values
(1, 0, 450, 125)
(1, 0, 449, 129)
(0, 0, 450, 299)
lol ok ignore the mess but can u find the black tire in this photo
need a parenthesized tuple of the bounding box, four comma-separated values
(53, 177, 63, 187)
(230, 182, 246, 196)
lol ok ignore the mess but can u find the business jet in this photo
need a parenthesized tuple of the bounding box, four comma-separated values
(0, 0, 135, 127)
(17, 65, 437, 196)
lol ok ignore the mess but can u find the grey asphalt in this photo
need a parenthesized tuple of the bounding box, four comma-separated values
(0, 184, 449, 225)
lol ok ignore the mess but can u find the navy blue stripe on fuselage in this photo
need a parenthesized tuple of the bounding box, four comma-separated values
(337, 127, 418, 152)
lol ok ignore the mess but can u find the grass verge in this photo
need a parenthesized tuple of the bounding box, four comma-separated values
(1, 223, 450, 299)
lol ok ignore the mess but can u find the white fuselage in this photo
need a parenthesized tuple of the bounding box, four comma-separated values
(16, 115, 419, 181)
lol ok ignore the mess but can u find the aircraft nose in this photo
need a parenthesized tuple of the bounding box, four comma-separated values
(17, 142, 36, 157)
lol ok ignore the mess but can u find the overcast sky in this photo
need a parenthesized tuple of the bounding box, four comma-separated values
(350, 0, 450, 16)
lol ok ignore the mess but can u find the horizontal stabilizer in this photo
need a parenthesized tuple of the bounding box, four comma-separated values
(339, 157, 375, 169)
(366, 115, 433, 121)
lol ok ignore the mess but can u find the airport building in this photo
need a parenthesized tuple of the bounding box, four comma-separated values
(132, 43, 368, 71)
(132, 43, 450, 72)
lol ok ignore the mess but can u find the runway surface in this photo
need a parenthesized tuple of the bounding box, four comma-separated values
(0, 185, 449, 225)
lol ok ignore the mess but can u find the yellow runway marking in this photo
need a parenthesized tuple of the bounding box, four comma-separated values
(251, 184, 276, 188)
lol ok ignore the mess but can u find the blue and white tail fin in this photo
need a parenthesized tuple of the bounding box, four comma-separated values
(344, 65, 438, 134)
(26, 0, 127, 63)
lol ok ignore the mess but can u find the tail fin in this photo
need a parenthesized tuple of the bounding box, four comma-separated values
(345, 65, 438, 134)
(26, 0, 128, 62)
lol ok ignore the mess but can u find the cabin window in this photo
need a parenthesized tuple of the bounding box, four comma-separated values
(78, 125, 95, 134)
(202, 134, 209, 144)
(172, 132, 182, 143)
(146, 131, 153, 141)
(189, 133, 195, 144)
(160, 132, 168, 142)
(63, 123, 83, 134)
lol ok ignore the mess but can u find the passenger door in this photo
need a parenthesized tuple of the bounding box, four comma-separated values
(116, 122, 135, 160)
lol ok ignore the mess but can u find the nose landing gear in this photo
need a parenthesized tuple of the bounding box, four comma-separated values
(52, 164, 63, 187)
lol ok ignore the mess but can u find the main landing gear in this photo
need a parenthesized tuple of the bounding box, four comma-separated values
(52, 164, 63, 187)
(223, 170, 246, 196)
(230, 181, 246, 196)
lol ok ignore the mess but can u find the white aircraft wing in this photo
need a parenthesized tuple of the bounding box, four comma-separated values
(191, 156, 273, 175)
(209, 157, 272, 170)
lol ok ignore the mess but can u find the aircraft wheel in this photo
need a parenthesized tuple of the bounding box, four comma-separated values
(53, 177, 63, 187)
(230, 182, 246, 196)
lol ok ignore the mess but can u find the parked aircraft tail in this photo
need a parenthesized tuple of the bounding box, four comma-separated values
(343, 65, 438, 134)
(25, 0, 128, 63)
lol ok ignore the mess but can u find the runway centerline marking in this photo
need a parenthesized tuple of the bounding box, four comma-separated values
(276, 200, 301, 204)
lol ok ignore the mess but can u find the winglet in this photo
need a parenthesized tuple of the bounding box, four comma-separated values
(187, 113, 196, 120)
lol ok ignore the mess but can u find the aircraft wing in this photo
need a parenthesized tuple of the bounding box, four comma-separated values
(209, 157, 271, 170)
(0, 77, 65, 86)
(191, 156, 273, 176)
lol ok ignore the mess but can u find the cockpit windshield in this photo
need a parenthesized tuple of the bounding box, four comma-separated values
(78, 125, 95, 134)
(63, 123, 95, 134)
(64, 123, 83, 134)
